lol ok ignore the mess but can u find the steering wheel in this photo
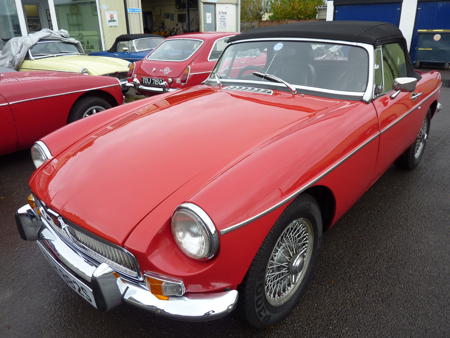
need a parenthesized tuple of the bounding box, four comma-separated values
(237, 66, 265, 80)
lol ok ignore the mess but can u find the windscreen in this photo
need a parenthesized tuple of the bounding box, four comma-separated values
(147, 39, 203, 61)
(213, 41, 369, 93)
(133, 37, 163, 52)
(30, 41, 81, 57)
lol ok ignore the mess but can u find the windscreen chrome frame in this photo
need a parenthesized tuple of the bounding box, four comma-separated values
(209, 37, 375, 103)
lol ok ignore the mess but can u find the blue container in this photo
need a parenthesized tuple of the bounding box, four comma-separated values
(334, 2, 402, 25)
(411, 1, 450, 63)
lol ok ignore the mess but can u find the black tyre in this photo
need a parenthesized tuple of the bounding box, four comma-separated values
(240, 194, 322, 328)
(395, 113, 430, 170)
(68, 96, 112, 123)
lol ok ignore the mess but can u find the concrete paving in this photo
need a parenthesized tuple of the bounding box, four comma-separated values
(0, 80, 449, 337)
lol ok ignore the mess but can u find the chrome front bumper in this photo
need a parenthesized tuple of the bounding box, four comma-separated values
(15, 204, 238, 320)
(125, 78, 178, 94)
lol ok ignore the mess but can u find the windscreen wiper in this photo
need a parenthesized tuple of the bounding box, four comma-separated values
(252, 71, 297, 95)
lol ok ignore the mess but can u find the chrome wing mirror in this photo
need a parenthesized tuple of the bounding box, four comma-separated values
(391, 77, 417, 99)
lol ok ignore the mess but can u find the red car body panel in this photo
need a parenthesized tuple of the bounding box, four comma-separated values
(0, 71, 123, 155)
(131, 33, 236, 94)
(29, 65, 441, 293)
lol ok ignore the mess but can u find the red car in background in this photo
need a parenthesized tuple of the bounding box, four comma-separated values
(0, 70, 123, 155)
(127, 32, 236, 95)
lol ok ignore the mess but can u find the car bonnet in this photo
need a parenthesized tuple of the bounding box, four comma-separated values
(29, 86, 344, 245)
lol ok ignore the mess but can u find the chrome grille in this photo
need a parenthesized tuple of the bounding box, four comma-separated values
(67, 226, 140, 278)
(35, 197, 140, 279)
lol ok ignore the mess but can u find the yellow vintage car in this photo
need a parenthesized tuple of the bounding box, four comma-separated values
(20, 40, 130, 88)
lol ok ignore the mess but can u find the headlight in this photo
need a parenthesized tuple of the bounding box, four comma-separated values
(30, 141, 52, 169)
(171, 203, 219, 260)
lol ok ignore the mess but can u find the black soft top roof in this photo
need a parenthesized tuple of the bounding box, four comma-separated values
(108, 34, 163, 52)
(229, 21, 404, 46)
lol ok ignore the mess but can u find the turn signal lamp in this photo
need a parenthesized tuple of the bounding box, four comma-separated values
(127, 62, 135, 79)
(145, 273, 185, 300)
(27, 194, 40, 216)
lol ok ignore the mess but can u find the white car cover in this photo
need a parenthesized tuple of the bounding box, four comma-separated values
(0, 29, 82, 70)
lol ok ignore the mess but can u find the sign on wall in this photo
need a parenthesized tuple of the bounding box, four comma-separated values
(105, 10, 118, 27)
(216, 4, 236, 32)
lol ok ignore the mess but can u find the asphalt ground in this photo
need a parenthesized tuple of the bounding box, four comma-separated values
(0, 81, 449, 337)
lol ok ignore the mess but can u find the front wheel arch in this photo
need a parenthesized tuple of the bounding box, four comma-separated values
(67, 90, 119, 123)
(238, 193, 323, 328)
(302, 185, 335, 232)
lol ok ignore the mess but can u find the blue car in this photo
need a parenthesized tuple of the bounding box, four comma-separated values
(90, 34, 164, 62)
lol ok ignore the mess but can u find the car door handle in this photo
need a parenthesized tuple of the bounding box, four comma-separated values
(411, 92, 423, 100)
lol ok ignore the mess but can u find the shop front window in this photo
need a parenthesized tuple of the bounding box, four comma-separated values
(54, 0, 101, 53)
(0, 0, 21, 41)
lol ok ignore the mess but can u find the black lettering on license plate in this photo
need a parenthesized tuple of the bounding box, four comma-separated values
(142, 77, 164, 86)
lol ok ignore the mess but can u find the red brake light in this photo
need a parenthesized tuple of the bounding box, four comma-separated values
(180, 65, 191, 84)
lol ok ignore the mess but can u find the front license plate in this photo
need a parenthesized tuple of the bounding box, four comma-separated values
(42, 248, 97, 308)
(142, 77, 164, 86)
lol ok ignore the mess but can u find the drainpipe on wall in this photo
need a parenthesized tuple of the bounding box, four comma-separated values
(124, 0, 130, 34)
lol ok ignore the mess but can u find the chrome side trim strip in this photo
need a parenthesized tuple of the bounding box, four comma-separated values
(0, 102, 8, 107)
(8, 84, 118, 105)
(380, 86, 441, 135)
(221, 84, 441, 235)
(220, 131, 380, 235)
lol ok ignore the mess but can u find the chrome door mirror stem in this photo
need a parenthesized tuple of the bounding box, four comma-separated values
(393, 77, 417, 92)
(391, 77, 418, 99)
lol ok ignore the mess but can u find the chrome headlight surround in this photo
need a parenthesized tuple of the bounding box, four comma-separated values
(171, 203, 219, 260)
(30, 141, 52, 169)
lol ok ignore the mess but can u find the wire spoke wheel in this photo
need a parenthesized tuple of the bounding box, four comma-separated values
(414, 117, 429, 159)
(264, 218, 314, 307)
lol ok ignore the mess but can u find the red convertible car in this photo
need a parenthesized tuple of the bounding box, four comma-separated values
(16, 22, 442, 327)
(127, 32, 235, 95)
(0, 70, 123, 155)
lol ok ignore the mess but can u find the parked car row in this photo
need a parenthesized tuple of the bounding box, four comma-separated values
(11, 21, 442, 328)
(0, 30, 236, 156)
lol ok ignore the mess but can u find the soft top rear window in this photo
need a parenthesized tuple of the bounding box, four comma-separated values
(147, 39, 203, 61)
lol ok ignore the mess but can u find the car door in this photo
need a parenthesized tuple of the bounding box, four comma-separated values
(372, 43, 429, 177)
(0, 86, 18, 155)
